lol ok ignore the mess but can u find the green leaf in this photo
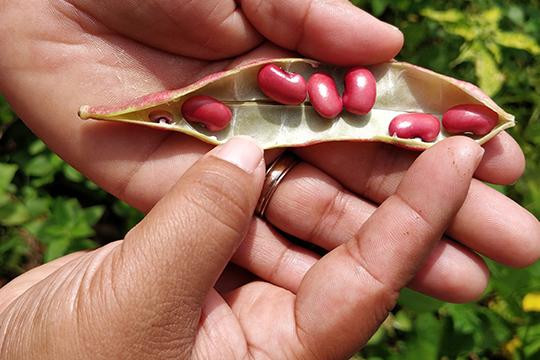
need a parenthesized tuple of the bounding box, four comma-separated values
(401, 313, 443, 359)
(44, 237, 71, 262)
(370, 0, 389, 17)
(394, 310, 413, 332)
(494, 32, 540, 55)
(24, 155, 56, 177)
(445, 303, 481, 334)
(0, 96, 15, 125)
(28, 140, 47, 155)
(84, 206, 104, 226)
(0, 163, 18, 190)
(421, 8, 465, 23)
(474, 44, 505, 96)
(398, 288, 444, 313)
(24, 197, 51, 217)
(445, 24, 478, 41)
(479, 7, 502, 26)
(0, 201, 30, 226)
(62, 164, 85, 183)
(0, 192, 10, 207)
(485, 41, 502, 63)
(507, 5, 525, 25)
(366, 326, 386, 346)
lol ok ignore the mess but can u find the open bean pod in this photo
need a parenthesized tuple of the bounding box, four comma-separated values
(78, 58, 515, 150)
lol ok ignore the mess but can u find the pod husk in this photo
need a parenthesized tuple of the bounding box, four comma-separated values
(79, 58, 514, 150)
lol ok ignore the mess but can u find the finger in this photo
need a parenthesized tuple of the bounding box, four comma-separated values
(101, 137, 264, 344)
(407, 240, 489, 302)
(475, 131, 525, 184)
(263, 161, 489, 302)
(294, 137, 484, 358)
(67, 0, 263, 59)
(240, 0, 404, 65)
(295, 139, 540, 267)
(231, 218, 318, 292)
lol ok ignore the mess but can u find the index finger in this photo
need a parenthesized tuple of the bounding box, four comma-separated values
(240, 0, 404, 65)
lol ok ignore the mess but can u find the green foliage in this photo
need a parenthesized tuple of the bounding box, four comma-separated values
(351, 1, 540, 358)
(0, 97, 143, 283)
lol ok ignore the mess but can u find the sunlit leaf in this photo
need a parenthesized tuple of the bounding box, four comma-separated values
(445, 24, 478, 40)
(502, 337, 522, 358)
(421, 8, 465, 23)
(485, 41, 502, 63)
(479, 7, 502, 26)
(0, 163, 18, 190)
(494, 32, 540, 55)
(474, 45, 505, 96)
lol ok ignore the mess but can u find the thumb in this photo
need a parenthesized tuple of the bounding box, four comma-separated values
(102, 137, 264, 353)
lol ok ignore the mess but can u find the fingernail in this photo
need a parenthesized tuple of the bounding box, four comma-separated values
(475, 146, 485, 166)
(213, 136, 263, 173)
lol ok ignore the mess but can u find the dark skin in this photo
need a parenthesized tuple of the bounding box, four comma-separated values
(0, 1, 539, 359)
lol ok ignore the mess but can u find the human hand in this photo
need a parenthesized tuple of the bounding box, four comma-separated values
(0, 0, 538, 306)
(1, 136, 484, 359)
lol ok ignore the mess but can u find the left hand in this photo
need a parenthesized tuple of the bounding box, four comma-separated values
(0, 0, 538, 306)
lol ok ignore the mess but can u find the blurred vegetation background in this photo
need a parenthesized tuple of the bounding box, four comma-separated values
(0, 0, 539, 359)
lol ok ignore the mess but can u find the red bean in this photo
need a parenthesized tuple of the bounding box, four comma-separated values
(442, 104, 498, 136)
(181, 95, 232, 131)
(342, 67, 377, 115)
(389, 113, 440, 142)
(307, 73, 343, 119)
(257, 64, 307, 105)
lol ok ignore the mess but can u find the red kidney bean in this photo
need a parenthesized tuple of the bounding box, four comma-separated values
(342, 67, 377, 115)
(442, 104, 498, 136)
(257, 64, 307, 105)
(389, 113, 440, 142)
(307, 72, 343, 119)
(149, 110, 174, 124)
(181, 95, 232, 131)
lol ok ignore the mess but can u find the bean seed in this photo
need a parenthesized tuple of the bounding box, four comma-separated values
(257, 64, 307, 105)
(181, 95, 232, 131)
(389, 113, 440, 142)
(343, 67, 376, 115)
(442, 104, 498, 136)
(307, 72, 343, 119)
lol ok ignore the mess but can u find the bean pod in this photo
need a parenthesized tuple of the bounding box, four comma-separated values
(307, 72, 343, 119)
(80, 58, 515, 151)
(181, 95, 232, 131)
(389, 113, 441, 142)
